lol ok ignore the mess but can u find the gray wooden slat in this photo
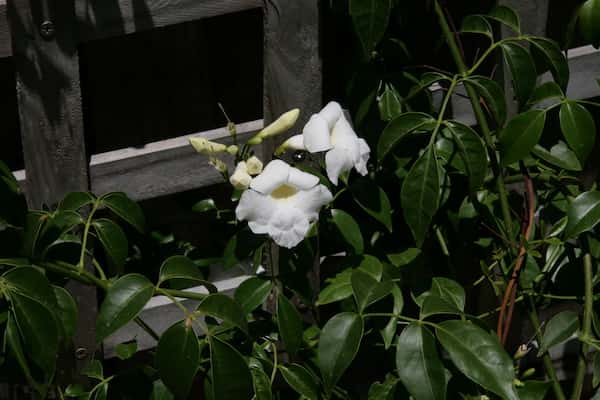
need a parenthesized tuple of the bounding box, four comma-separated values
(77, 0, 262, 42)
(0, 0, 10, 58)
(7, 0, 97, 378)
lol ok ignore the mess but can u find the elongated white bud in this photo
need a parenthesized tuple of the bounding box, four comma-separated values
(190, 137, 228, 154)
(247, 109, 300, 145)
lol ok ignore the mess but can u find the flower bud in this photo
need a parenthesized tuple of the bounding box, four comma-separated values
(248, 108, 300, 145)
(246, 156, 263, 175)
(521, 368, 535, 379)
(190, 137, 227, 154)
(229, 161, 252, 190)
(274, 134, 305, 155)
(227, 145, 239, 156)
(514, 344, 530, 360)
(209, 157, 228, 174)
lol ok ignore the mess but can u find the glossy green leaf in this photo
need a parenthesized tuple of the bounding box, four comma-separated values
(559, 101, 596, 162)
(401, 145, 440, 247)
(445, 121, 488, 192)
(420, 296, 462, 319)
(158, 255, 216, 292)
(380, 285, 404, 349)
(6, 313, 42, 393)
(579, 0, 600, 47)
(397, 323, 447, 400)
(149, 380, 175, 400)
(209, 336, 253, 400)
(464, 76, 506, 125)
(499, 110, 546, 165)
(461, 15, 493, 39)
(156, 321, 199, 398)
(517, 380, 550, 400)
(317, 256, 382, 305)
(22, 211, 47, 259)
(430, 277, 466, 311)
(249, 361, 272, 400)
(331, 209, 364, 254)
(532, 143, 582, 171)
(436, 320, 518, 400)
(488, 5, 520, 33)
(318, 312, 363, 393)
(92, 218, 128, 268)
(349, 0, 391, 58)
(192, 198, 217, 213)
(528, 82, 564, 105)
(277, 294, 303, 356)
(538, 310, 579, 355)
(3, 267, 57, 310)
(53, 286, 78, 340)
(566, 191, 600, 238)
(82, 359, 104, 380)
(501, 42, 537, 106)
(223, 228, 265, 269)
(115, 341, 137, 360)
(96, 274, 154, 341)
(234, 277, 272, 314)
(387, 248, 421, 267)
(197, 293, 248, 333)
(351, 270, 393, 312)
(36, 211, 83, 256)
(59, 192, 95, 211)
(529, 38, 570, 90)
(377, 112, 436, 162)
(279, 364, 320, 400)
(351, 178, 393, 232)
(378, 83, 403, 121)
(368, 374, 397, 400)
(101, 192, 146, 233)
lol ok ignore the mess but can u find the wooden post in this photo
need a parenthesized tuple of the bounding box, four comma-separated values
(7, 0, 97, 380)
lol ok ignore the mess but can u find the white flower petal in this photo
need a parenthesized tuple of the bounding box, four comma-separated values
(303, 114, 333, 153)
(236, 190, 274, 228)
(250, 159, 290, 194)
(287, 167, 319, 190)
(355, 138, 370, 176)
(283, 134, 306, 150)
(330, 114, 359, 146)
(325, 147, 354, 185)
(268, 206, 309, 248)
(318, 101, 343, 131)
(290, 184, 333, 221)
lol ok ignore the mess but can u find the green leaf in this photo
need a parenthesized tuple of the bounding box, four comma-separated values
(53, 286, 78, 340)
(445, 121, 488, 192)
(487, 5, 520, 33)
(501, 42, 537, 106)
(101, 192, 146, 233)
(436, 320, 518, 400)
(115, 341, 137, 360)
(429, 277, 466, 311)
(559, 101, 596, 162)
(82, 359, 104, 380)
(420, 296, 462, 319)
(318, 312, 363, 393)
(566, 191, 600, 238)
(397, 323, 447, 400)
(92, 218, 128, 268)
(158, 255, 216, 292)
(249, 360, 272, 400)
(532, 143, 582, 171)
(3, 267, 57, 310)
(461, 15, 493, 39)
(59, 192, 95, 211)
(223, 229, 265, 269)
(156, 321, 199, 398)
(279, 364, 320, 400)
(499, 110, 546, 165)
(528, 82, 564, 106)
(96, 274, 154, 341)
(192, 199, 217, 213)
(331, 209, 364, 254)
(349, 0, 392, 58)
(197, 293, 248, 333)
(6, 313, 43, 394)
(387, 248, 421, 267)
(538, 310, 579, 355)
(380, 285, 404, 349)
(368, 374, 397, 400)
(351, 270, 393, 312)
(377, 112, 436, 162)
(378, 83, 403, 121)
(579, 0, 600, 47)
(464, 76, 506, 126)
(529, 38, 570, 91)
(149, 380, 175, 400)
(234, 278, 272, 314)
(517, 380, 550, 400)
(351, 178, 393, 232)
(401, 145, 440, 247)
(277, 294, 303, 356)
(594, 352, 600, 388)
(209, 336, 253, 400)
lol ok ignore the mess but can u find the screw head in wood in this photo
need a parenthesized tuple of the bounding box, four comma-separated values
(75, 347, 89, 360)
(40, 20, 55, 39)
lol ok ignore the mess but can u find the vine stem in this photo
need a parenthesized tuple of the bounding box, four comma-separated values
(78, 200, 100, 271)
(570, 252, 593, 400)
(433, 0, 513, 238)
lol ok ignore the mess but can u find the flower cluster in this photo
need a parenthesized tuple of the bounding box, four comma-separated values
(189, 102, 370, 248)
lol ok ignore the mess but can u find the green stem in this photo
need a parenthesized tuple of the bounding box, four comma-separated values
(78, 200, 100, 271)
(270, 342, 278, 384)
(570, 253, 593, 400)
(433, 0, 513, 238)
(134, 316, 160, 341)
(527, 296, 566, 400)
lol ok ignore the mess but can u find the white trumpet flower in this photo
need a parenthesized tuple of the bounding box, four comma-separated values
(235, 159, 332, 248)
(281, 102, 370, 185)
